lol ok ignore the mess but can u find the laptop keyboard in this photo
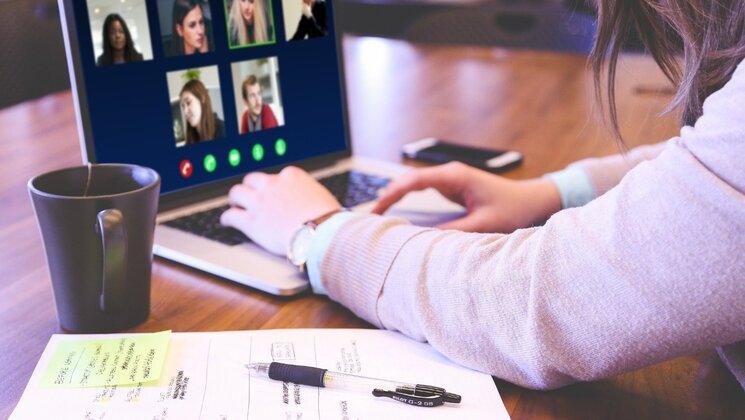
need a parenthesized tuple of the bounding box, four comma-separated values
(163, 204, 247, 246)
(317, 170, 390, 207)
(163, 170, 390, 246)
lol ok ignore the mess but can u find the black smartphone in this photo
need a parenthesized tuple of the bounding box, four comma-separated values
(402, 138, 523, 172)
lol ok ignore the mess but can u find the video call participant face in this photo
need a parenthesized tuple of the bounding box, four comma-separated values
(240, 0, 255, 24)
(108, 19, 127, 52)
(244, 81, 262, 119)
(181, 91, 202, 129)
(173, 0, 208, 55)
(228, 0, 269, 46)
(98, 13, 143, 66)
(179, 79, 218, 144)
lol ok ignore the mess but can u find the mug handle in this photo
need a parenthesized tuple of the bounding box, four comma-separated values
(96, 209, 128, 312)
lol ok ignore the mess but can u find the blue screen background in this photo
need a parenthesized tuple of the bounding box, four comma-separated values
(71, 0, 347, 194)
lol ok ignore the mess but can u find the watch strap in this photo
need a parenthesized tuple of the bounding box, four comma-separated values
(288, 208, 348, 272)
(306, 208, 348, 229)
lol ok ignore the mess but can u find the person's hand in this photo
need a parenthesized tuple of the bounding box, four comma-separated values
(220, 166, 341, 256)
(373, 161, 562, 233)
(301, 2, 313, 18)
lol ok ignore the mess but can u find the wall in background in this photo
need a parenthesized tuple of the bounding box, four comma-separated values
(335, 0, 598, 53)
(0, 0, 70, 109)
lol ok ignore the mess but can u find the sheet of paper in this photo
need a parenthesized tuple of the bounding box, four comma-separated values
(11, 329, 510, 419)
(40, 330, 171, 388)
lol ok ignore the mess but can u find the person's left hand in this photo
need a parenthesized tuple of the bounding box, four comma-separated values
(220, 166, 341, 256)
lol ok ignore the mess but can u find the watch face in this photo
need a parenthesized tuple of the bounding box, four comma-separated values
(288, 226, 314, 267)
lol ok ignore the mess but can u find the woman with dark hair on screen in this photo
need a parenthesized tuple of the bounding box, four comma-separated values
(96, 13, 143, 66)
(227, 0, 271, 46)
(222, 0, 745, 391)
(180, 79, 224, 145)
(171, 0, 211, 56)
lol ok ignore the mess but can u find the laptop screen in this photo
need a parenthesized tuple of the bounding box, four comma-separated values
(60, 0, 348, 195)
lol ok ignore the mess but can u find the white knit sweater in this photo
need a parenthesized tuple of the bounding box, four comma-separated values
(315, 60, 745, 390)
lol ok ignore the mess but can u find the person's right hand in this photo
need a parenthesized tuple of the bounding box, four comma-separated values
(301, 2, 313, 18)
(372, 161, 563, 233)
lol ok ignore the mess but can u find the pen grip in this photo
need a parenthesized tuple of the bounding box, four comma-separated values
(268, 362, 327, 387)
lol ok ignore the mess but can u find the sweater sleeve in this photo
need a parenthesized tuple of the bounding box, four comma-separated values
(545, 166, 596, 208)
(545, 141, 667, 210)
(318, 62, 745, 390)
(569, 142, 666, 197)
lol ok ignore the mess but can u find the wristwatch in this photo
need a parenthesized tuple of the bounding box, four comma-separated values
(287, 208, 347, 272)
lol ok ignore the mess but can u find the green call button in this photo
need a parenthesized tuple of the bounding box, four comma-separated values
(203, 154, 217, 173)
(275, 138, 287, 156)
(252, 144, 264, 162)
(228, 149, 241, 167)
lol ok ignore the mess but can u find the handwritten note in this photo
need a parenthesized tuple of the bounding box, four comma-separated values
(40, 331, 171, 388)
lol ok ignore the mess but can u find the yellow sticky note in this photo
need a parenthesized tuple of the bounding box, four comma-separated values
(40, 331, 171, 388)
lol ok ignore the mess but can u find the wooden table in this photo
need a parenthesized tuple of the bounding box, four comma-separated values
(1, 35, 743, 419)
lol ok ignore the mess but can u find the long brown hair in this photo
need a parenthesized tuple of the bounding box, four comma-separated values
(592, 0, 745, 144)
(180, 79, 215, 144)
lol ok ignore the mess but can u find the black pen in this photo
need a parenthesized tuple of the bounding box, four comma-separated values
(245, 362, 461, 408)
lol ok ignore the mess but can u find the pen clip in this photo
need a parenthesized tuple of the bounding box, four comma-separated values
(372, 384, 460, 407)
(372, 388, 444, 407)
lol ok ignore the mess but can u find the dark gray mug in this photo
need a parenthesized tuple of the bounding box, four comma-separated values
(28, 164, 160, 333)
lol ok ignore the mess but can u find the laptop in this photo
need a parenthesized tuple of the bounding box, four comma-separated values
(58, 0, 463, 295)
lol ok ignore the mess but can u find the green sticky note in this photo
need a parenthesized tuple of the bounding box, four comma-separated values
(40, 330, 171, 388)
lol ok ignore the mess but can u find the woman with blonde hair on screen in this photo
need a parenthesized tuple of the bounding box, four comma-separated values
(228, 0, 271, 46)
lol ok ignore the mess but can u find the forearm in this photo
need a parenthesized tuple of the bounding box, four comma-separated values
(545, 142, 667, 210)
(564, 141, 667, 199)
